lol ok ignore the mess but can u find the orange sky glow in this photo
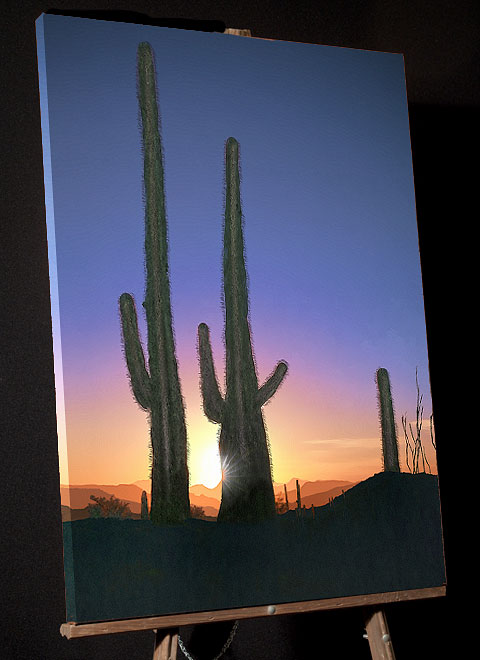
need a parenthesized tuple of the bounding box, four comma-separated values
(59, 357, 437, 489)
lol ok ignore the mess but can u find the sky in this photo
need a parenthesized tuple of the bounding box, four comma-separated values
(37, 14, 437, 489)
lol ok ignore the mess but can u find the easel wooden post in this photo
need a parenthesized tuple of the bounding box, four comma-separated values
(363, 607, 396, 659)
(153, 627, 178, 660)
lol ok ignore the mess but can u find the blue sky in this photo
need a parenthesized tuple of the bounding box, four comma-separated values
(37, 14, 435, 485)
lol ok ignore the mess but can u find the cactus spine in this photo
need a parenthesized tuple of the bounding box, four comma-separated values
(198, 138, 288, 522)
(376, 367, 400, 472)
(119, 43, 189, 524)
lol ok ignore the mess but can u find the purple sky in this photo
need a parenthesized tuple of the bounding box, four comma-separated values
(37, 15, 436, 486)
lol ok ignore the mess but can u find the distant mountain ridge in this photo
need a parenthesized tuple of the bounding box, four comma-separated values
(61, 478, 357, 519)
(60, 484, 146, 513)
(189, 482, 222, 500)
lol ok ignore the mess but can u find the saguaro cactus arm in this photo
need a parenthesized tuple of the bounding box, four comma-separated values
(119, 293, 151, 411)
(257, 361, 288, 406)
(198, 323, 225, 423)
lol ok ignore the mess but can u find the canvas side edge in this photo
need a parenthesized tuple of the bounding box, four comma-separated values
(35, 12, 78, 623)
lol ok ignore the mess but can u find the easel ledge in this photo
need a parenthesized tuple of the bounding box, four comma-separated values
(61, 585, 445, 639)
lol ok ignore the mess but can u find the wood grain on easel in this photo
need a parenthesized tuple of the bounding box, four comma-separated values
(224, 28, 252, 37)
(153, 628, 178, 660)
(364, 608, 396, 660)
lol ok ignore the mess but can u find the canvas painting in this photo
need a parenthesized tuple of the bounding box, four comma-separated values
(36, 14, 445, 624)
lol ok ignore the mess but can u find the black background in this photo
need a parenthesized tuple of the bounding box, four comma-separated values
(1, 1, 476, 658)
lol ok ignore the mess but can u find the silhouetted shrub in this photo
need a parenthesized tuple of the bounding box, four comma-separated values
(88, 494, 132, 518)
(190, 505, 207, 519)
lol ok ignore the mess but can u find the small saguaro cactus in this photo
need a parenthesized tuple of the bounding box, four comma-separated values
(284, 484, 289, 511)
(119, 43, 190, 524)
(376, 367, 400, 472)
(296, 479, 302, 511)
(198, 137, 288, 523)
(141, 490, 149, 520)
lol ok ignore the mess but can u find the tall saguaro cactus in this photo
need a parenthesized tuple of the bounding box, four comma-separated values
(198, 137, 288, 523)
(119, 42, 190, 524)
(376, 367, 400, 472)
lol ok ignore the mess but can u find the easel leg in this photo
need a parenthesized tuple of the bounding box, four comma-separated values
(363, 608, 396, 660)
(153, 628, 178, 660)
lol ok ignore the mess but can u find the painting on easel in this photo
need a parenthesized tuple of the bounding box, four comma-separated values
(36, 14, 446, 624)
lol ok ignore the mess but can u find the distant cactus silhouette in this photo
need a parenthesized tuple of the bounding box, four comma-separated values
(198, 138, 288, 522)
(376, 368, 400, 472)
(119, 43, 189, 524)
(296, 479, 302, 513)
(141, 490, 149, 519)
(284, 484, 289, 511)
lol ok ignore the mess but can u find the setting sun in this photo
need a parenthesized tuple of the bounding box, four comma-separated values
(194, 441, 222, 489)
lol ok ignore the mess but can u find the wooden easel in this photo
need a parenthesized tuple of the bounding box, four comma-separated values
(153, 608, 395, 660)
(155, 608, 393, 659)
(363, 607, 396, 659)
(61, 585, 445, 659)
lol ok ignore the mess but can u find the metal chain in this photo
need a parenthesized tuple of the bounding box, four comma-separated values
(178, 621, 239, 660)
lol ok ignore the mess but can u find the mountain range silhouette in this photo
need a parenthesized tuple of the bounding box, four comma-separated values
(60, 478, 357, 520)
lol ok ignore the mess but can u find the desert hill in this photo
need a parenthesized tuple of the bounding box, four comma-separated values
(62, 471, 446, 623)
(291, 484, 356, 509)
(297, 479, 354, 497)
(273, 479, 355, 509)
